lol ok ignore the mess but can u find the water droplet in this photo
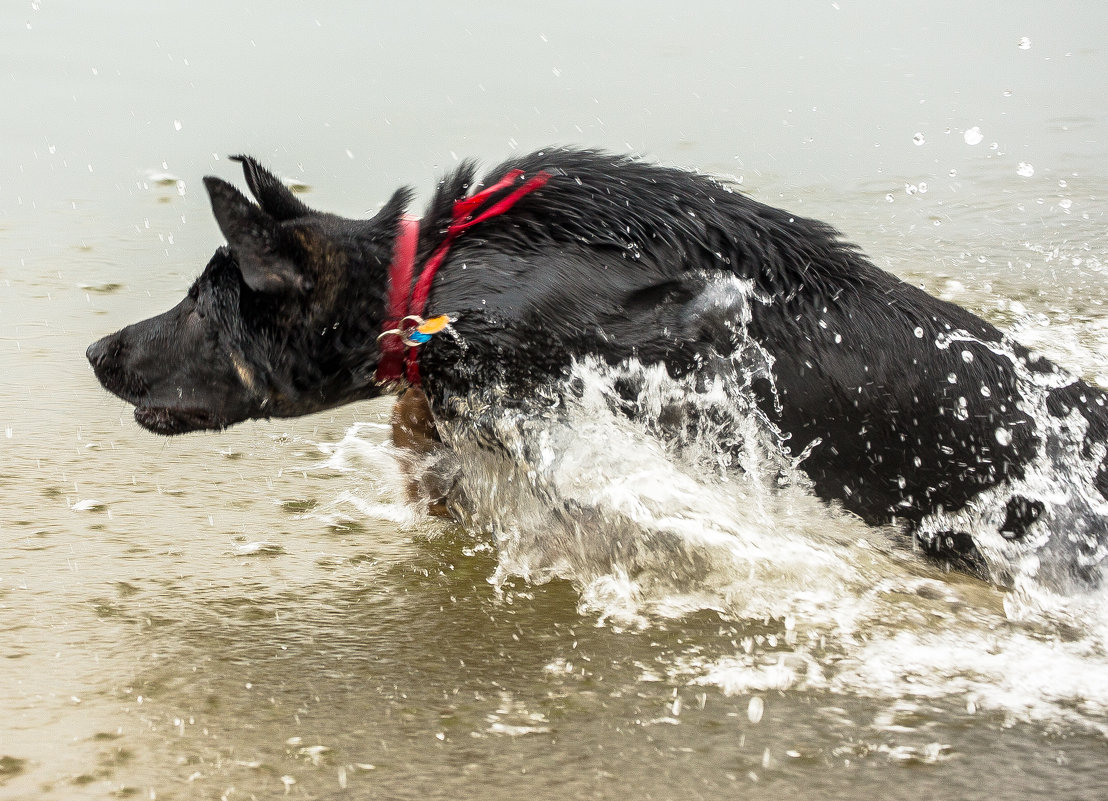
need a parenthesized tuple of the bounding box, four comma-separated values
(173, 120, 182, 131)
(947, 373, 958, 384)
(1058, 198, 1072, 210)
(914, 327, 924, 338)
(905, 183, 918, 195)
(961, 350, 974, 363)
(980, 385, 992, 398)
(963, 127, 984, 146)
(1018, 36, 1032, 50)
(1017, 162, 1035, 178)
(747, 696, 765, 723)
(834, 333, 842, 344)
(885, 193, 895, 203)
(948, 168, 957, 177)
(995, 427, 1012, 446)
(913, 132, 925, 146)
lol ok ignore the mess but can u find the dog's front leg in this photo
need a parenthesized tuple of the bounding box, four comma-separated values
(391, 387, 457, 517)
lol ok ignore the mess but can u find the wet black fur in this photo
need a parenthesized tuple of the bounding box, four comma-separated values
(88, 148, 1108, 573)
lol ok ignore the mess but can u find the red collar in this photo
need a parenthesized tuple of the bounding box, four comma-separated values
(375, 169, 550, 386)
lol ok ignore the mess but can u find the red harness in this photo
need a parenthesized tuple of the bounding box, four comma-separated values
(375, 169, 550, 386)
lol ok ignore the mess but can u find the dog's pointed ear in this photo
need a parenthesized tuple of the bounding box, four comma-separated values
(368, 186, 416, 241)
(230, 154, 313, 221)
(204, 176, 309, 294)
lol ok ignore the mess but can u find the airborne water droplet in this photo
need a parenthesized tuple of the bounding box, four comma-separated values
(747, 696, 765, 723)
(913, 132, 925, 146)
(1017, 162, 1035, 178)
(995, 427, 1013, 446)
(963, 127, 984, 146)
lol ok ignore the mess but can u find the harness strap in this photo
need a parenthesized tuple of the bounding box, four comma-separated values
(375, 169, 551, 386)
(375, 216, 421, 386)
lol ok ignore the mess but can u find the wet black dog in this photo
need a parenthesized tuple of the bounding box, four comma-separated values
(87, 148, 1108, 581)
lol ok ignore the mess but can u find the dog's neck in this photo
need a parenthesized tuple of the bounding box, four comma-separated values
(374, 169, 551, 387)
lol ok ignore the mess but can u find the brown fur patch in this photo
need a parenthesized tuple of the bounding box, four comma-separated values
(391, 387, 452, 516)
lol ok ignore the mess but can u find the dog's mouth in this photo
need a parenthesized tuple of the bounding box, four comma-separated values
(133, 405, 227, 435)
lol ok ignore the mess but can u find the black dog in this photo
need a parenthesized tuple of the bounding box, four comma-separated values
(87, 148, 1108, 584)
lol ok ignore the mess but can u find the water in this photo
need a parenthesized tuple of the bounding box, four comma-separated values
(3, 1, 1108, 798)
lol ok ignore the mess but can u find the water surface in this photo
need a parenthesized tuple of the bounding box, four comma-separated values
(2, 2, 1107, 798)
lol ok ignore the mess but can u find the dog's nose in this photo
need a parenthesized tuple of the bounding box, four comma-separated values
(86, 334, 116, 368)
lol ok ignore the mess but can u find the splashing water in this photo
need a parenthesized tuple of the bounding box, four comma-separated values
(433, 356, 886, 628)
(315, 312, 1108, 736)
(917, 330, 1108, 594)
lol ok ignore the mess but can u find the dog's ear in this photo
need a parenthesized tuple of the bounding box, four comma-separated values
(203, 176, 310, 294)
(230, 155, 313, 221)
(368, 186, 417, 242)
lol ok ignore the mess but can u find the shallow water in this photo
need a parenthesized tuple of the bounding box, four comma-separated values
(3, 1, 1108, 798)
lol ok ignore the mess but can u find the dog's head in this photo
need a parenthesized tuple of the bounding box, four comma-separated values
(87, 157, 412, 434)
